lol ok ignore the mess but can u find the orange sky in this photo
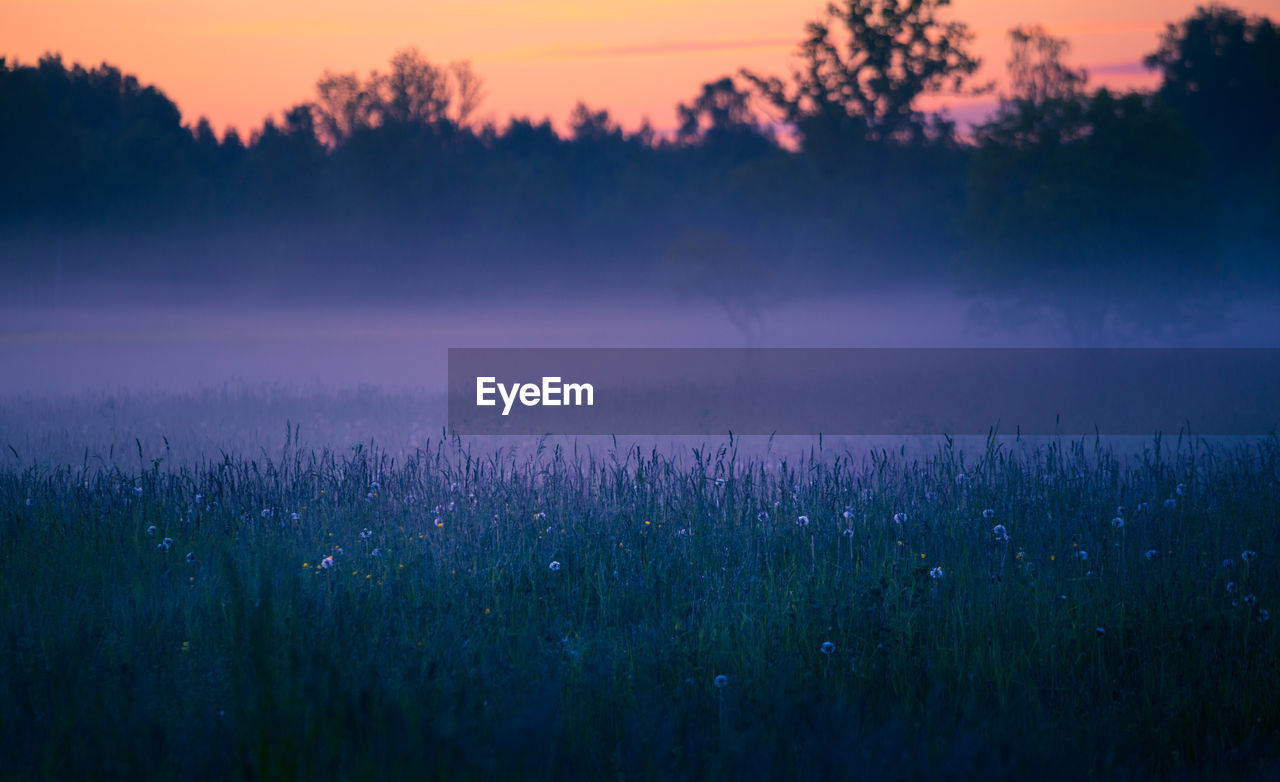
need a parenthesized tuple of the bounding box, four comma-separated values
(5, 0, 1280, 135)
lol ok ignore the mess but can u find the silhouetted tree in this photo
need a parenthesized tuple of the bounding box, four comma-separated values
(741, 0, 986, 150)
(1146, 5, 1280, 183)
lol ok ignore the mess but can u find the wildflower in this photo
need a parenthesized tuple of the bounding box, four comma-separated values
(1163, 498, 1177, 509)
(1242, 550, 1257, 562)
(1096, 627, 1106, 636)
(714, 478, 726, 487)
(714, 674, 728, 688)
(334, 546, 343, 555)
(1137, 502, 1150, 513)
(992, 524, 1009, 542)
(370, 548, 381, 558)
(1111, 517, 1125, 529)
(320, 556, 334, 569)
(449, 482, 459, 492)
(1077, 550, 1088, 561)
(1115, 506, 1125, 516)
(146, 525, 157, 536)
(1260, 609, 1270, 623)
(955, 473, 967, 485)
(676, 528, 690, 537)
(133, 486, 143, 495)
(185, 552, 195, 564)
(842, 509, 854, 520)
(360, 528, 373, 539)
(260, 509, 272, 519)
(549, 560, 561, 571)
(194, 493, 203, 503)
(158, 537, 173, 552)
(290, 512, 300, 521)
(1145, 550, 1159, 560)
(821, 641, 835, 655)
(1227, 581, 1238, 594)
(447, 501, 455, 512)
(893, 512, 907, 524)
(370, 481, 381, 491)
(1176, 483, 1186, 495)
(434, 518, 443, 528)
(534, 511, 547, 520)
(982, 509, 995, 519)
(929, 566, 943, 579)
(1223, 558, 1235, 569)
(796, 515, 810, 527)
(1244, 594, 1257, 606)
(843, 529, 855, 537)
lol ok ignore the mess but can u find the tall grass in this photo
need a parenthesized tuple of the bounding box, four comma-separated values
(1, 430, 1277, 779)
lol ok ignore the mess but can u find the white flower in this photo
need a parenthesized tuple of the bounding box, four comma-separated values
(534, 511, 547, 520)
(1077, 550, 1088, 561)
(893, 512, 907, 524)
(360, 528, 373, 539)
(1227, 581, 1238, 593)
(185, 552, 195, 563)
(1115, 506, 1125, 516)
(1244, 594, 1257, 606)
(1176, 483, 1186, 495)
(370, 481, 380, 491)
(1111, 517, 1124, 529)
(982, 509, 995, 519)
(796, 515, 810, 527)
(714, 674, 728, 688)
(549, 560, 561, 571)
(929, 566, 943, 579)
(842, 509, 854, 520)
(260, 509, 272, 519)
(955, 473, 967, 485)
(290, 512, 300, 521)
(320, 556, 334, 569)
(1145, 550, 1159, 560)
(146, 525, 157, 536)
(757, 511, 769, 521)
(194, 493, 203, 503)
(843, 529, 855, 537)
(158, 537, 173, 552)
(1163, 498, 1177, 509)
(447, 501, 455, 512)
(1137, 502, 1150, 513)
(1242, 550, 1257, 562)
(992, 524, 1009, 542)
(334, 546, 343, 555)
(133, 486, 143, 495)
(370, 548, 381, 558)
(821, 641, 835, 655)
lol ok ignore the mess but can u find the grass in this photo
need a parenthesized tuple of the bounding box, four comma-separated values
(1, 427, 1277, 780)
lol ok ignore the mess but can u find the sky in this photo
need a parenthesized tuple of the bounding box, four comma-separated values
(5, 0, 1280, 135)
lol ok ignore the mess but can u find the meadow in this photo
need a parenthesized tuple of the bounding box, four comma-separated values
(1, 401, 1277, 779)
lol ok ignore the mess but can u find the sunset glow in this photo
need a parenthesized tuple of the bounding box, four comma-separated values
(7, 0, 1278, 134)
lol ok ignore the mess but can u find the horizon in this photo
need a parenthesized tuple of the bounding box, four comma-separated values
(9, 0, 1272, 136)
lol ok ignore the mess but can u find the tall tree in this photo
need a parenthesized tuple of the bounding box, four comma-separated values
(741, 0, 986, 148)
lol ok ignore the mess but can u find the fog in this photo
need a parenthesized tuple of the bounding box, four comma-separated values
(3, 283, 1277, 468)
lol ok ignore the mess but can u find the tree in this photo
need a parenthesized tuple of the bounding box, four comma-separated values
(1145, 5, 1280, 180)
(675, 76, 772, 146)
(976, 26, 1089, 148)
(311, 48, 485, 146)
(741, 0, 986, 149)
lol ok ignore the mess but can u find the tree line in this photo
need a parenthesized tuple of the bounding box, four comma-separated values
(1, 1, 1276, 307)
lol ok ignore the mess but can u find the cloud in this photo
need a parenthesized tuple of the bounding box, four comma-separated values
(505, 36, 795, 61)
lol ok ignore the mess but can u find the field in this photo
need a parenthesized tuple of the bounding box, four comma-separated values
(1, 396, 1278, 779)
